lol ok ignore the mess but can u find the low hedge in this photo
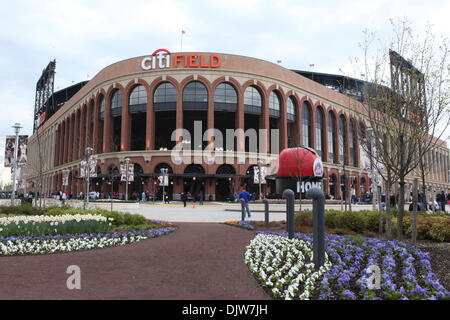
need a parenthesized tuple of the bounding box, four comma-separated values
(295, 209, 450, 242)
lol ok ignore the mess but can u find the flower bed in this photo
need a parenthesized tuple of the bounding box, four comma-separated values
(224, 220, 255, 230)
(246, 231, 449, 300)
(0, 214, 111, 237)
(0, 227, 176, 256)
(245, 234, 331, 299)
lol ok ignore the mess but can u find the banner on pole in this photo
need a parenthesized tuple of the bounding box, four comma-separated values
(120, 163, 134, 182)
(253, 167, 266, 184)
(62, 169, 70, 186)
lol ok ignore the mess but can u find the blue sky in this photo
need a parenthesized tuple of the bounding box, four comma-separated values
(0, 0, 449, 185)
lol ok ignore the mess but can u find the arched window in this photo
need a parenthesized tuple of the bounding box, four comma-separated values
(100, 96, 105, 113)
(154, 82, 176, 111)
(302, 102, 311, 147)
(328, 111, 336, 163)
(183, 81, 208, 109)
(99, 96, 105, 120)
(110, 90, 122, 116)
(349, 120, 357, 166)
(315, 107, 324, 158)
(269, 91, 280, 117)
(214, 83, 237, 111)
(129, 85, 147, 113)
(244, 86, 262, 114)
(339, 115, 347, 165)
(287, 96, 296, 122)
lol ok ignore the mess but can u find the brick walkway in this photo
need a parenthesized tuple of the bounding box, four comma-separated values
(0, 223, 270, 300)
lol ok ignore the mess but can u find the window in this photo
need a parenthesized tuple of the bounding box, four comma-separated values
(244, 86, 262, 114)
(183, 81, 208, 103)
(111, 90, 122, 109)
(302, 102, 311, 147)
(214, 83, 237, 104)
(154, 82, 176, 103)
(287, 97, 296, 121)
(129, 85, 147, 106)
(99, 96, 105, 113)
(328, 112, 336, 163)
(316, 107, 324, 158)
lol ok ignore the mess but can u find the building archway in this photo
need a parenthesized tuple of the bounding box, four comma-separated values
(215, 164, 236, 201)
(154, 163, 173, 200)
(129, 163, 144, 199)
(184, 164, 205, 199)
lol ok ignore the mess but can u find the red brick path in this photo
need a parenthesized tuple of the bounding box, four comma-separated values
(0, 223, 270, 300)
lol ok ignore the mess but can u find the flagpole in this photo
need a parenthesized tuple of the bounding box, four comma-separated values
(181, 30, 183, 52)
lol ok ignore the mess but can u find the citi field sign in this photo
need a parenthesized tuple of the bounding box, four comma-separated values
(141, 49, 221, 71)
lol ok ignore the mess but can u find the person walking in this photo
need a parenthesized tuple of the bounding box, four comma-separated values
(239, 189, 251, 218)
(199, 191, 204, 205)
(141, 191, 146, 202)
(181, 191, 187, 207)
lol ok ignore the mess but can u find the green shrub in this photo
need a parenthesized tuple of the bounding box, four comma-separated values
(295, 211, 313, 228)
(123, 213, 148, 226)
(324, 210, 340, 229)
(340, 211, 366, 232)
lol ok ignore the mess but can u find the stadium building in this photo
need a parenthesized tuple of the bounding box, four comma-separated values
(23, 50, 450, 201)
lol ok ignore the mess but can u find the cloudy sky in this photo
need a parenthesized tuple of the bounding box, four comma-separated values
(0, 0, 449, 185)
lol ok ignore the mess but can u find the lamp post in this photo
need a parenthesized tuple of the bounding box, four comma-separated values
(257, 160, 265, 200)
(85, 147, 93, 209)
(161, 168, 168, 203)
(367, 127, 377, 211)
(10, 123, 22, 206)
(125, 158, 130, 201)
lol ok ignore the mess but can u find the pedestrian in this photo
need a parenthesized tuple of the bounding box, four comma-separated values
(164, 191, 170, 204)
(239, 189, 251, 218)
(234, 192, 238, 202)
(439, 191, 445, 212)
(181, 191, 187, 207)
(142, 191, 146, 202)
(199, 191, 204, 205)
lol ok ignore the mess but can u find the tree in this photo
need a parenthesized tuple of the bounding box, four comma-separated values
(358, 18, 449, 240)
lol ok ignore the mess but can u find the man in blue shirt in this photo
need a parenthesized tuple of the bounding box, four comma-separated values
(239, 189, 251, 218)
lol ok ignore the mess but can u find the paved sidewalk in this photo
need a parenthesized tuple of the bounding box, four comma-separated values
(0, 223, 270, 300)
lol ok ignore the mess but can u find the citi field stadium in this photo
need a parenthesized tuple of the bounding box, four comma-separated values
(22, 51, 449, 201)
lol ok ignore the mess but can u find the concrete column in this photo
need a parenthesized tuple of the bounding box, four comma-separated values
(207, 87, 214, 147)
(63, 118, 69, 164)
(103, 95, 112, 153)
(236, 88, 244, 152)
(176, 85, 183, 144)
(92, 100, 99, 154)
(260, 94, 269, 154)
(323, 110, 329, 162)
(121, 91, 131, 151)
(79, 106, 86, 157)
(68, 114, 74, 162)
(146, 88, 155, 150)
(280, 98, 288, 151)
(73, 110, 80, 160)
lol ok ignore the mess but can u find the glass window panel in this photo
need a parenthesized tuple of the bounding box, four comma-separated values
(287, 97, 295, 116)
(269, 91, 280, 111)
(302, 102, 310, 147)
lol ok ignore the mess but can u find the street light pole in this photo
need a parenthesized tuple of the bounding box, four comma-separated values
(85, 147, 93, 209)
(125, 158, 130, 201)
(11, 123, 22, 206)
(257, 160, 263, 200)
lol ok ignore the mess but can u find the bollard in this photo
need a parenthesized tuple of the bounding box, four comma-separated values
(306, 187, 326, 270)
(240, 198, 245, 221)
(282, 189, 295, 239)
(263, 198, 269, 228)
